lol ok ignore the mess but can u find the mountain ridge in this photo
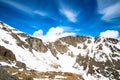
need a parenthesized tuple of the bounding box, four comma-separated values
(0, 22, 120, 80)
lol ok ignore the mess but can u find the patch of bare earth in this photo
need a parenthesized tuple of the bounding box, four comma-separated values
(5, 67, 84, 80)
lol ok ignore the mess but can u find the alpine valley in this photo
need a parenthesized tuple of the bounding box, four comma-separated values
(0, 22, 120, 80)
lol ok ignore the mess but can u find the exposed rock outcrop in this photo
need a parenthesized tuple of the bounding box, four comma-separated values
(54, 40, 68, 53)
(60, 36, 91, 47)
(5, 67, 83, 80)
(48, 43, 58, 57)
(0, 45, 16, 61)
(15, 61, 26, 69)
(26, 37, 48, 53)
(0, 66, 20, 80)
(75, 53, 120, 80)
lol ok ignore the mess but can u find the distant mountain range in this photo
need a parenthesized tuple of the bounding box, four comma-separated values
(0, 22, 120, 80)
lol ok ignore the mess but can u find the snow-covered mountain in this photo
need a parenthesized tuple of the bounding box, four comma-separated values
(0, 22, 120, 80)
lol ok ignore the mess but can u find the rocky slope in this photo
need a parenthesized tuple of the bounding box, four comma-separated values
(0, 66, 20, 80)
(0, 22, 120, 80)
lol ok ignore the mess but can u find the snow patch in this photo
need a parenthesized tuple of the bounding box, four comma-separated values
(57, 53, 78, 73)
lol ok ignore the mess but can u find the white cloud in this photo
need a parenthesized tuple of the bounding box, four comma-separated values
(0, 0, 47, 17)
(102, 3, 120, 21)
(34, 10, 46, 16)
(99, 30, 119, 39)
(60, 9, 78, 22)
(33, 29, 43, 38)
(33, 27, 76, 42)
(0, 0, 32, 13)
(97, 0, 120, 21)
(46, 27, 64, 36)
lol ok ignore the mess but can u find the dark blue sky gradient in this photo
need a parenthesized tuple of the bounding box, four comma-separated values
(0, 0, 120, 36)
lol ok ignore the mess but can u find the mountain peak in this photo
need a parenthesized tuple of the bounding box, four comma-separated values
(0, 22, 14, 30)
(0, 22, 23, 34)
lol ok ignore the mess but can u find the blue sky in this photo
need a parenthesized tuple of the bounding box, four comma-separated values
(0, 0, 120, 39)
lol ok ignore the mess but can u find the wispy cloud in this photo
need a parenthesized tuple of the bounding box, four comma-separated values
(34, 10, 46, 16)
(97, 0, 120, 21)
(0, 0, 49, 18)
(102, 3, 120, 21)
(0, 0, 33, 14)
(60, 8, 78, 22)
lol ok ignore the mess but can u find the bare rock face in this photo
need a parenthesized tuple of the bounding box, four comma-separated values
(11, 33, 30, 50)
(60, 36, 78, 47)
(60, 36, 91, 47)
(48, 43, 57, 57)
(17, 33, 29, 38)
(94, 37, 101, 43)
(0, 66, 20, 80)
(0, 45, 16, 61)
(54, 40, 68, 54)
(48, 40, 68, 57)
(26, 37, 48, 53)
(15, 61, 26, 69)
(106, 38, 119, 44)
